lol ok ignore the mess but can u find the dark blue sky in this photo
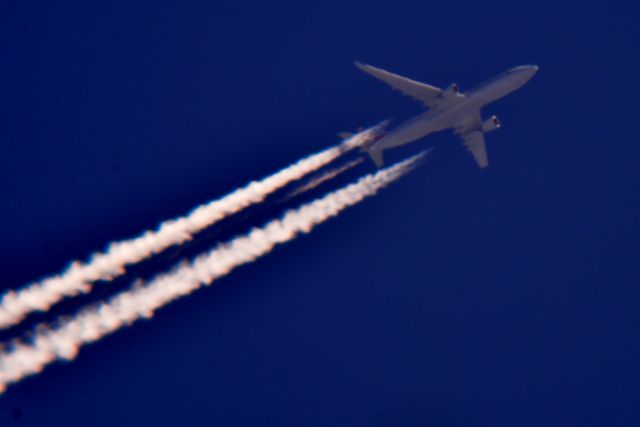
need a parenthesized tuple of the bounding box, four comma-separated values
(1, 1, 639, 425)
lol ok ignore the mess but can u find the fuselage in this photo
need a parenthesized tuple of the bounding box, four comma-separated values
(371, 65, 539, 152)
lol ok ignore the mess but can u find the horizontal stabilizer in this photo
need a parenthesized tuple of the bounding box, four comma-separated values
(368, 148, 385, 168)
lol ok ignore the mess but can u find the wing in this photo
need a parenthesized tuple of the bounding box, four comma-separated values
(355, 62, 443, 110)
(454, 111, 489, 168)
(461, 131, 488, 168)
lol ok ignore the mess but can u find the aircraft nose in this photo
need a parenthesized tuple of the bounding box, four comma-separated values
(511, 64, 539, 77)
(509, 65, 539, 83)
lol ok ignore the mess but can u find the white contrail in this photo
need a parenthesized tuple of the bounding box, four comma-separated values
(0, 151, 426, 394)
(282, 157, 364, 201)
(0, 126, 384, 330)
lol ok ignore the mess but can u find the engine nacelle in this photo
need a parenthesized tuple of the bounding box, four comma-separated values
(481, 115, 501, 132)
(441, 83, 459, 97)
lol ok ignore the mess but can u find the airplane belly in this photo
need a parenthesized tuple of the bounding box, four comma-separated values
(374, 115, 442, 151)
(370, 96, 485, 153)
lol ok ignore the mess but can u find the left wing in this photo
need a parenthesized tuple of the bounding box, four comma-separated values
(454, 111, 489, 168)
(355, 62, 444, 110)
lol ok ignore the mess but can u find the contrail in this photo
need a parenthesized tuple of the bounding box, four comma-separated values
(282, 157, 364, 201)
(0, 151, 426, 394)
(0, 126, 384, 330)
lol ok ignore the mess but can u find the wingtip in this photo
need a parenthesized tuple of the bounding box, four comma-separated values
(354, 61, 371, 71)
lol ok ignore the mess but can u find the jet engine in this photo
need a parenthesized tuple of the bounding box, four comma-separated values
(441, 83, 459, 97)
(481, 115, 501, 132)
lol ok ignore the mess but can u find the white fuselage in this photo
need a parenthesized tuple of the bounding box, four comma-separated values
(371, 65, 539, 151)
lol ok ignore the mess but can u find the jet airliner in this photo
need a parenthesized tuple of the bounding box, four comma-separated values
(356, 63, 538, 168)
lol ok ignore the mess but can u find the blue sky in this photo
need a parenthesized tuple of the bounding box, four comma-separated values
(1, 1, 639, 425)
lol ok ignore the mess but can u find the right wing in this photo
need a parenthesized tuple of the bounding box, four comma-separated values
(454, 110, 489, 168)
(461, 130, 489, 168)
(355, 62, 444, 110)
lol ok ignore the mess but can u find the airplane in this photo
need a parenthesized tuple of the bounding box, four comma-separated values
(355, 62, 539, 168)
